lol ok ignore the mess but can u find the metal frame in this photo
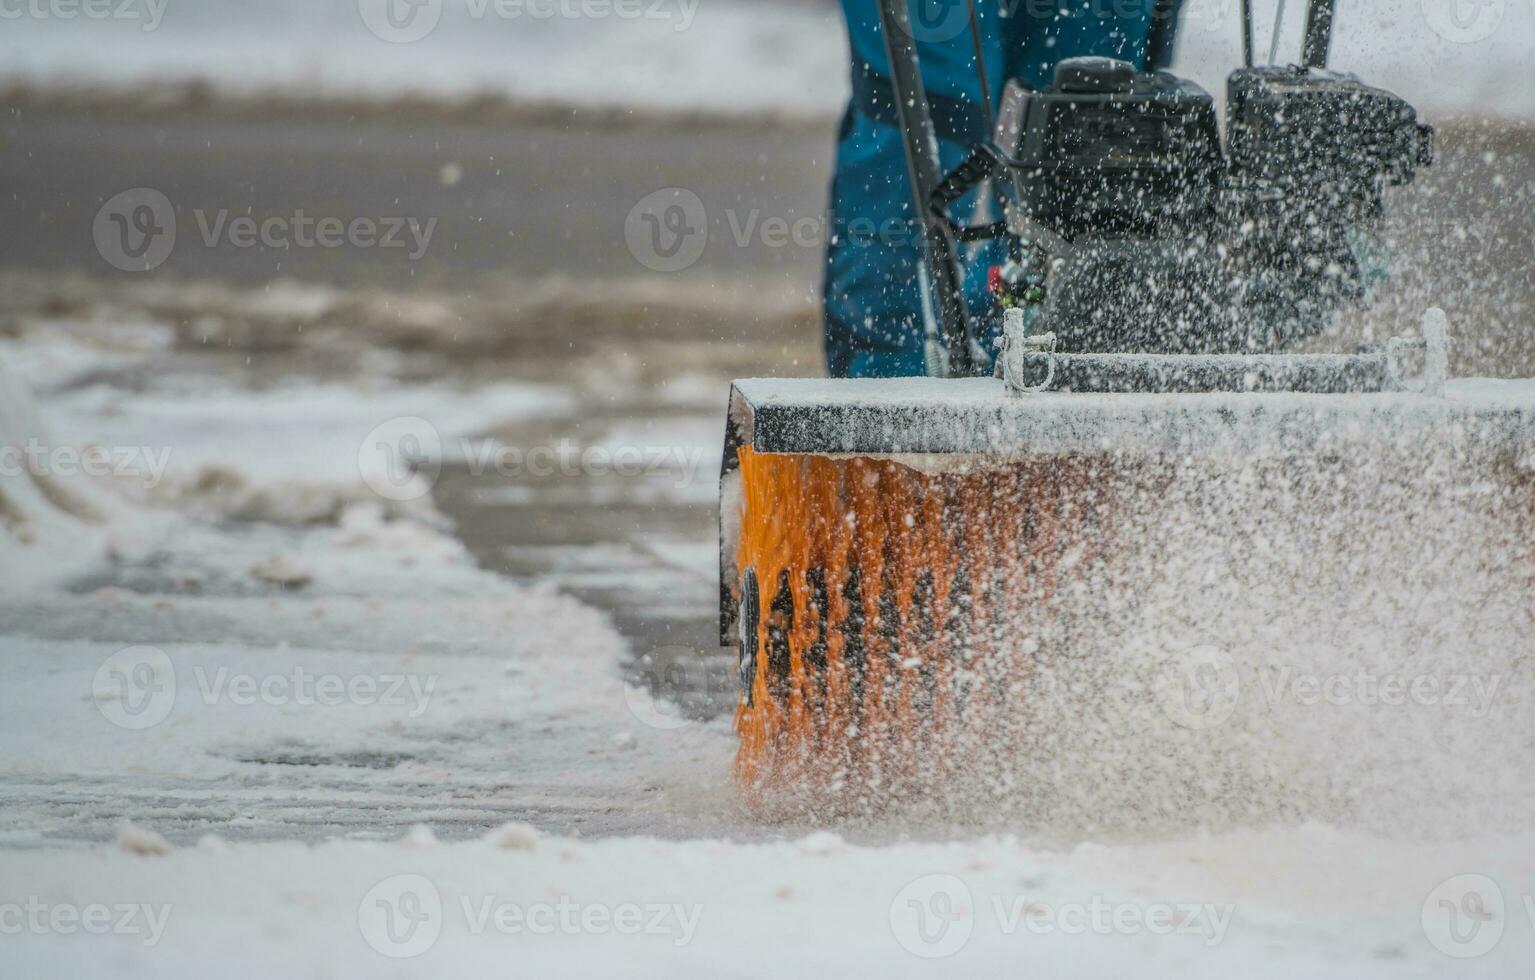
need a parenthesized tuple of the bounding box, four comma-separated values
(1302, 0, 1336, 67)
(715, 373, 1535, 641)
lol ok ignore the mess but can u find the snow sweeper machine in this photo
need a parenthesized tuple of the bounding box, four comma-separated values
(719, 0, 1535, 810)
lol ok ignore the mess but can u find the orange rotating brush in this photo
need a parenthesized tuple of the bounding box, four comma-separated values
(732, 446, 1118, 815)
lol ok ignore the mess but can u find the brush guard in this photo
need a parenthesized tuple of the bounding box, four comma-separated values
(719, 311, 1529, 648)
(998, 309, 1451, 396)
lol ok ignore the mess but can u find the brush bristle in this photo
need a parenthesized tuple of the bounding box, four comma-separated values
(732, 447, 1117, 814)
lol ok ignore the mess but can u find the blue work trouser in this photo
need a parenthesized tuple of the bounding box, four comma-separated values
(824, 0, 1180, 377)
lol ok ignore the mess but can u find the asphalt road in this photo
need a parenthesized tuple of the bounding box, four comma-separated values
(0, 104, 834, 291)
(4, 103, 1532, 373)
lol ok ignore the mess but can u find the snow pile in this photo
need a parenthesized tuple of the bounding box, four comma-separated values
(0, 312, 734, 846)
(0, 349, 162, 593)
(0, 305, 577, 532)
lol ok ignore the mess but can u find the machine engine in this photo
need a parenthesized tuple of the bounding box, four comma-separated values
(989, 57, 1434, 353)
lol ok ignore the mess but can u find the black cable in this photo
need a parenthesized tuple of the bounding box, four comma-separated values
(964, 0, 996, 138)
(1241, 0, 1255, 66)
(1145, 0, 1181, 70)
(1302, 0, 1336, 68)
(1269, 0, 1288, 65)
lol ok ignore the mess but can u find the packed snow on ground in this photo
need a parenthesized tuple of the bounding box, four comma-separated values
(4, 310, 1535, 977)
(3, 0, 1534, 119)
(0, 319, 734, 845)
(5, 823, 1535, 976)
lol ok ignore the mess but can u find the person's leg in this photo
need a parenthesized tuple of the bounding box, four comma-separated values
(823, 0, 1182, 378)
(1003, 1, 1172, 88)
(825, 112, 1000, 378)
(824, 0, 1005, 378)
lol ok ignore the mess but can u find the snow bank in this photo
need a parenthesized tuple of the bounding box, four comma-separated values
(0, 349, 160, 593)
(0, 304, 734, 848)
(0, 304, 579, 531)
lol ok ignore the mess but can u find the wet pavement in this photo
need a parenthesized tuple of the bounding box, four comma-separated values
(432, 399, 742, 727)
